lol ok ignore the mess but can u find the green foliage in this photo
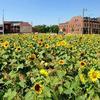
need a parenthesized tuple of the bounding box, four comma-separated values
(0, 34, 100, 100)
(3, 89, 17, 100)
(32, 25, 59, 33)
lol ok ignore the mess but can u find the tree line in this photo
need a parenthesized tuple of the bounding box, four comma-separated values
(32, 25, 59, 33)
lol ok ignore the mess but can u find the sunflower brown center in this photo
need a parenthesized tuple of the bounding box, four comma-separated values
(5, 44, 8, 46)
(35, 84, 41, 91)
(81, 62, 85, 66)
(60, 60, 64, 64)
(18, 48, 20, 50)
(80, 52, 84, 57)
(92, 72, 97, 78)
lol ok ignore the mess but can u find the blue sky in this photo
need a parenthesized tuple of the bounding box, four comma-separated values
(0, 0, 100, 25)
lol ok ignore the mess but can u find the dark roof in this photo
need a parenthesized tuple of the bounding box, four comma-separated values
(4, 21, 31, 26)
(4, 21, 23, 24)
(83, 17, 100, 22)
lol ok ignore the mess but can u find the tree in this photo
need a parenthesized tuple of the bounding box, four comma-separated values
(32, 25, 59, 33)
(49, 25, 59, 33)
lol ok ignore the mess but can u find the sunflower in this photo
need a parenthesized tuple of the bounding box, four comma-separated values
(15, 46, 21, 52)
(38, 40, 43, 46)
(2, 41, 9, 48)
(98, 71, 100, 78)
(40, 69, 48, 77)
(48, 36, 53, 40)
(79, 74, 86, 84)
(45, 44, 49, 48)
(80, 52, 85, 57)
(80, 61, 86, 67)
(28, 54, 36, 61)
(33, 35, 38, 40)
(48, 36, 51, 40)
(58, 60, 65, 65)
(56, 42, 60, 46)
(32, 83, 43, 94)
(60, 40, 66, 46)
(88, 69, 100, 82)
(88, 39, 92, 43)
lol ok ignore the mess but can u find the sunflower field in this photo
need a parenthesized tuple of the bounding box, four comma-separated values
(0, 34, 100, 100)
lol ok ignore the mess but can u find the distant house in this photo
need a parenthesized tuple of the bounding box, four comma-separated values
(0, 21, 32, 34)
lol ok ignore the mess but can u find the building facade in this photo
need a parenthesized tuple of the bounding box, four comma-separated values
(59, 16, 100, 34)
(0, 21, 32, 33)
(0, 25, 3, 33)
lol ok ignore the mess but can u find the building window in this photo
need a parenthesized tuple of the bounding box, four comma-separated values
(75, 19, 78, 21)
(0, 27, 3, 30)
(5, 25, 8, 29)
(84, 23, 87, 27)
(78, 24, 80, 27)
(77, 29, 79, 31)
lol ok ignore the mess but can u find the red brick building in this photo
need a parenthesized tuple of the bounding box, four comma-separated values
(59, 16, 100, 34)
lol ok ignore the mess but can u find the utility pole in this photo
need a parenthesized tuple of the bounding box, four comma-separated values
(82, 8, 87, 34)
(2, 9, 4, 35)
(58, 18, 61, 34)
(31, 21, 33, 33)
